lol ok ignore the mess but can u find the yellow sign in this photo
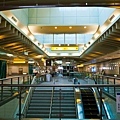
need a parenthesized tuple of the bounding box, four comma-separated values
(51, 47, 78, 51)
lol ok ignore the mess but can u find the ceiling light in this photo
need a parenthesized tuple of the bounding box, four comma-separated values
(59, 44, 61, 46)
(6, 53, 13, 57)
(28, 61, 35, 63)
(84, 26, 86, 28)
(55, 27, 57, 29)
(86, 3, 88, 5)
(69, 26, 72, 29)
(67, 44, 69, 46)
(13, 61, 26, 63)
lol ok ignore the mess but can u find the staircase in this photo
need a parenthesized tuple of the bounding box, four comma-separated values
(80, 88, 100, 119)
(26, 89, 52, 118)
(51, 89, 77, 118)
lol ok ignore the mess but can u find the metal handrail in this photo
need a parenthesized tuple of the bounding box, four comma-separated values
(21, 76, 36, 118)
(0, 84, 120, 120)
(73, 87, 78, 118)
(0, 84, 120, 87)
(49, 87, 54, 118)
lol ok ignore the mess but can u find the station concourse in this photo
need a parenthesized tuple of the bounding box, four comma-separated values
(0, 1, 120, 120)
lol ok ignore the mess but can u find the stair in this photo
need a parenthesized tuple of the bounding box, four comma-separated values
(26, 89, 52, 118)
(80, 88, 100, 119)
(0, 87, 15, 101)
(51, 89, 77, 118)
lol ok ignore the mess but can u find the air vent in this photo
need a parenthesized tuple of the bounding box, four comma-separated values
(109, 15, 115, 22)
(11, 16, 17, 22)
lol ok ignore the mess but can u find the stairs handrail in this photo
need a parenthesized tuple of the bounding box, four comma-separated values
(21, 76, 36, 118)
(49, 87, 54, 118)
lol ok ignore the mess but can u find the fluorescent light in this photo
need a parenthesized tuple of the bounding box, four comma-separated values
(6, 53, 13, 57)
(28, 61, 34, 63)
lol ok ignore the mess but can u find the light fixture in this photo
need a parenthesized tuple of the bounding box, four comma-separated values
(6, 53, 13, 57)
(55, 27, 57, 29)
(84, 26, 86, 28)
(69, 26, 72, 29)
(13, 61, 26, 63)
(28, 61, 35, 63)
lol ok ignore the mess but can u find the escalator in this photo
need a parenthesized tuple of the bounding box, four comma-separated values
(51, 89, 77, 118)
(80, 88, 100, 119)
(26, 89, 52, 118)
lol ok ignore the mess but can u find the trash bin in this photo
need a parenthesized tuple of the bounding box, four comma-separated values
(46, 73, 51, 82)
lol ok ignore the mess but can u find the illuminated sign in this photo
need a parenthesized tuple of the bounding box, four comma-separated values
(51, 47, 78, 51)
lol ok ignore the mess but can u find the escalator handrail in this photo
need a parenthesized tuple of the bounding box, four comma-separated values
(73, 87, 78, 118)
(92, 82, 110, 119)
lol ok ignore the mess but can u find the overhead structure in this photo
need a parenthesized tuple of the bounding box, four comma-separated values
(0, 2, 120, 65)
(0, 0, 120, 11)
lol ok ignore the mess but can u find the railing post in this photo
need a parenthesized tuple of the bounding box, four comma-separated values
(59, 88, 61, 120)
(30, 75, 33, 84)
(19, 87, 22, 120)
(18, 77, 20, 91)
(102, 76, 104, 84)
(1, 80, 3, 101)
(100, 88, 103, 120)
(11, 78, 13, 95)
(23, 76, 25, 84)
(114, 78, 116, 96)
(107, 77, 109, 93)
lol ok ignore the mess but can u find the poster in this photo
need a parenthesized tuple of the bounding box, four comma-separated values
(116, 93, 120, 113)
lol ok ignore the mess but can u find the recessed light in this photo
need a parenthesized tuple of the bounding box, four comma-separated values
(55, 27, 57, 29)
(84, 26, 86, 28)
(69, 26, 72, 29)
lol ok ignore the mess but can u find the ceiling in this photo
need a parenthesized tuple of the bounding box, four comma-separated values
(0, 2, 120, 65)
(28, 25, 98, 34)
(0, 15, 49, 62)
(0, 0, 120, 11)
